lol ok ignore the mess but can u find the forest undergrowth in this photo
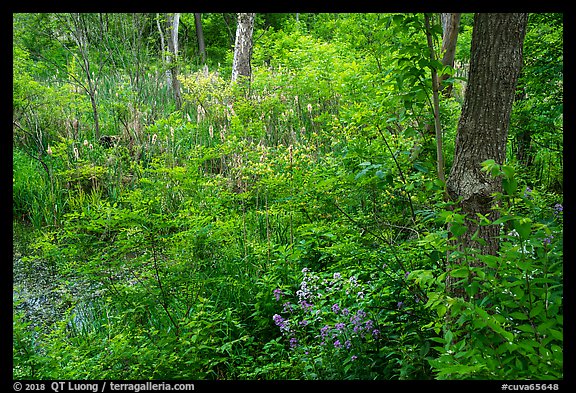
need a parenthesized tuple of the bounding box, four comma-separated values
(13, 13, 563, 380)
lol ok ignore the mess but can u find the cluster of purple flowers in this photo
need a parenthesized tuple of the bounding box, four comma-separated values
(300, 300, 313, 310)
(272, 269, 381, 365)
(282, 302, 294, 313)
(553, 203, 563, 214)
(273, 313, 290, 333)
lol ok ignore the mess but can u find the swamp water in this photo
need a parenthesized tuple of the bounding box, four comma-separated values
(13, 245, 105, 342)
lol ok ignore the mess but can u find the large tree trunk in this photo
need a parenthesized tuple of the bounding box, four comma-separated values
(231, 13, 255, 83)
(439, 13, 461, 97)
(445, 13, 528, 298)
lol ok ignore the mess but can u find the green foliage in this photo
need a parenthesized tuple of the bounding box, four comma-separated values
(13, 12, 562, 381)
(509, 13, 563, 193)
(413, 162, 563, 379)
(13, 148, 66, 229)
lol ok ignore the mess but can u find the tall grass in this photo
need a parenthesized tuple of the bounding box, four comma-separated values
(13, 148, 66, 229)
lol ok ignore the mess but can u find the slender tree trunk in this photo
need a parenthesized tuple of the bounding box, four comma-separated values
(71, 13, 101, 139)
(194, 13, 206, 64)
(156, 13, 171, 87)
(445, 13, 528, 298)
(231, 13, 255, 84)
(439, 13, 461, 97)
(424, 14, 445, 184)
(166, 13, 182, 110)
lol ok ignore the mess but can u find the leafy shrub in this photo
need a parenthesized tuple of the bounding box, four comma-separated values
(413, 161, 563, 379)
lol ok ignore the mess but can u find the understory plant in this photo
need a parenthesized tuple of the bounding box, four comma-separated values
(412, 161, 563, 379)
(270, 263, 435, 380)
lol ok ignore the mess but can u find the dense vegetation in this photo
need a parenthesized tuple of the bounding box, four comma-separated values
(13, 13, 563, 380)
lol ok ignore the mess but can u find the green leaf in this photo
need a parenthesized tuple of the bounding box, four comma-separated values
(449, 222, 467, 237)
(492, 215, 517, 225)
(437, 304, 447, 317)
(472, 318, 487, 329)
(516, 324, 535, 333)
(355, 169, 368, 180)
(502, 177, 518, 195)
(501, 165, 515, 179)
(513, 219, 532, 239)
(537, 319, 556, 334)
(509, 311, 529, 320)
(444, 329, 453, 346)
(529, 303, 545, 319)
(481, 159, 501, 177)
(548, 329, 563, 341)
(470, 229, 487, 246)
(413, 161, 429, 173)
(450, 267, 469, 278)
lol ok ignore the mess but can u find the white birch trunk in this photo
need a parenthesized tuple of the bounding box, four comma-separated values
(231, 13, 255, 83)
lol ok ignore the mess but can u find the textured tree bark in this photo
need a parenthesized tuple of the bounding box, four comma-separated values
(445, 13, 528, 298)
(231, 13, 255, 83)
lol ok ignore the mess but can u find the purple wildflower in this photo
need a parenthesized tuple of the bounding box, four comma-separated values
(296, 281, 310, 300)
(553, 203, 563, 214)
(543, 234, 554, 245)
(334, 340, 342, 348)
(333, 272, 341, 280)
(299, 319, 309, 326)
(273, 314, 284, 325)
(331, 303, 340, 313)
(404, 271, 410, 279)
(365, 319, 374, 331)
(282, 302, 294, 313)
(300, 300, 313, 310)
(273, 314, 290, 333)
(524, 187, 532, 198)
(397, 301, 404, 309)
(273, 288, 283, 301)
(335, 322, 345, 331)
(350, 310, 366, 326)
(351, 355, 358, 361)
(342, 308, 350, 316)
(345, 340, 352, 349)
(372, 329, 380, 339)
(289, 337, 298, 348)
